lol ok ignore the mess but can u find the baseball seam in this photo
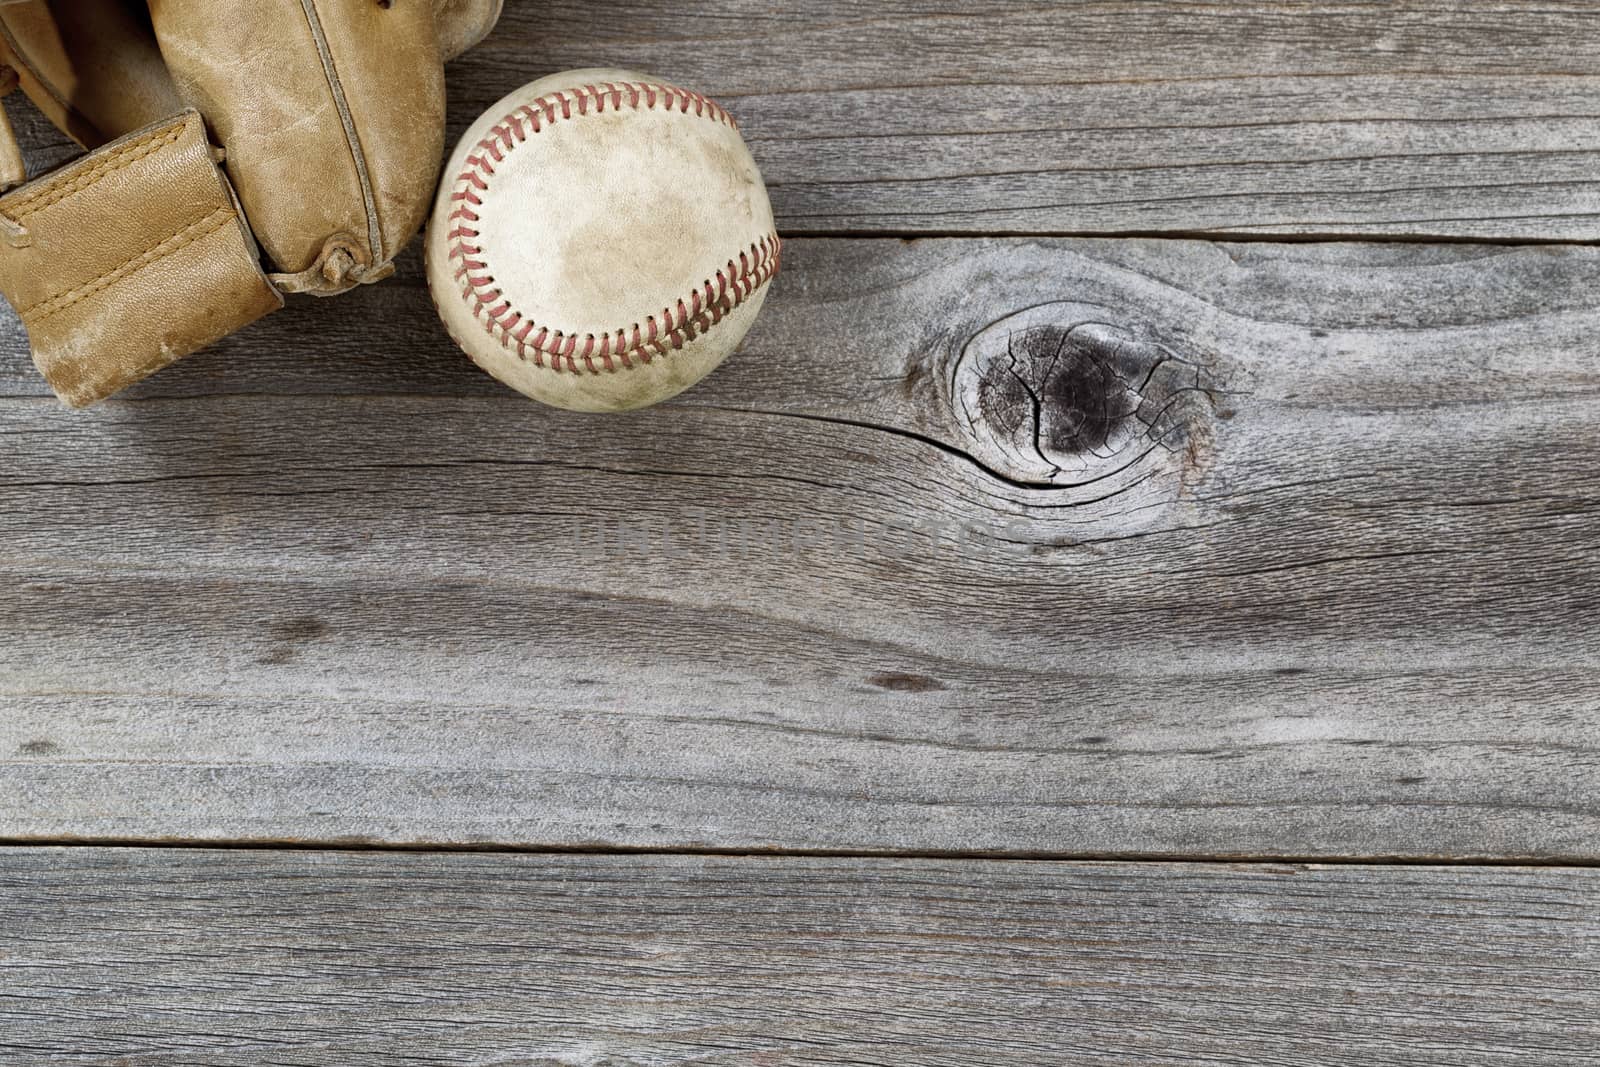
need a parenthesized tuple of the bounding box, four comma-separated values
(445, 81, 781, 375)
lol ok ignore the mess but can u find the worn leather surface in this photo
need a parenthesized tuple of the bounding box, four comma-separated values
(0, 0, 497, 404)
(147, 0, 446, 292)
(434, 0, 503, 63)
(0, 66, 22, 189)
(0, 110, 281, 407)
(0, 1, 458, 288)
(0, 1, 183, 148)
(0, 0, 491, 155)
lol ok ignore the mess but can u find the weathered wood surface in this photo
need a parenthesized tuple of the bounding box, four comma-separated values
(454, 0, 1600, 239)
(0, 848, 1593, 1066)
(3, 236, 1599, 858)
(3, 4, 1594, 1058)
(26, 1, 1583, 240)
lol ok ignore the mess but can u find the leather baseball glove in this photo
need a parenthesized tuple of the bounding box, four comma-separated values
(0, 0, 502, 407)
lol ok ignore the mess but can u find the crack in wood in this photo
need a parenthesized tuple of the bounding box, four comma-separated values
(949, 302, 1224, 499)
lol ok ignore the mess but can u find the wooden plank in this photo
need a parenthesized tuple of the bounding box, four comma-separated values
(19, 2, 1600, 240)
(0, 848, 1593, 1066)
(2, 236, 1600, 858)
(446, 0, 1600, 239)
(16, 3, 1600, 239)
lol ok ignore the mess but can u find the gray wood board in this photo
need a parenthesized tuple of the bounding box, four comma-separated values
(3, 237, 1599, 858)
(449, 0, 1600, 239)
(0, 848, 1594, 1066)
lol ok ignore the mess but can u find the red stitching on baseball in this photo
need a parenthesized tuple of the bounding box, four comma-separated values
(445, 81, 780, 375)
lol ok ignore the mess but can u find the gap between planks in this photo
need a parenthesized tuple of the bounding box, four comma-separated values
(775, 228, 1600, 247)
(2, 837, 1598, 871)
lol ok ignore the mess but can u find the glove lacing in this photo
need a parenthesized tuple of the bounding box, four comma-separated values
(269, 232, 395, 297)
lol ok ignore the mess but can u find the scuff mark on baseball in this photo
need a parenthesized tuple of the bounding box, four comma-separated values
(426, 68, 780, 412)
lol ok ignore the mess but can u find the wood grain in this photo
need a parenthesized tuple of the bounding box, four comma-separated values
(3, 236, 1599, 858)
(14, 1, 1600, 240)
(445, 0, 1600, 239)
(2, 7, 1592, 1054)
(0, 848, 1593, 1066)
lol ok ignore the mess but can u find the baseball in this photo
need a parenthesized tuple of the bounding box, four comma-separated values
(427, 68, 780, 412)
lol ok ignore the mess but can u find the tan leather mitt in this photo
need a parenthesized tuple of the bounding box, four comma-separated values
(0, 0, 502, 407)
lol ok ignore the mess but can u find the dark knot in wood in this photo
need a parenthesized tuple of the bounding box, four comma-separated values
(952, 302, 1220, 489)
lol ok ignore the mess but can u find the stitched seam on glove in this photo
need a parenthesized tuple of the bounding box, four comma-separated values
(5, 123, 186, 219)
(20, 205, 234, 320)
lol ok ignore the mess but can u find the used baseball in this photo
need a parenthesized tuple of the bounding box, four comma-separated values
(427, 68, 780, 412)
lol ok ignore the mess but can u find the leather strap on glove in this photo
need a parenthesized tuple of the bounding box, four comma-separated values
(0, 0, 502, 407)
